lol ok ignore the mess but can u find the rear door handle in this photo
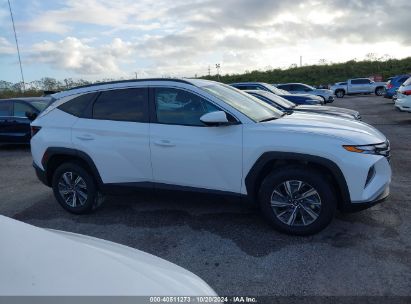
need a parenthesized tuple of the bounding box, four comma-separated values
(76, 134, 95, 141)
(153, 139, 175, 147)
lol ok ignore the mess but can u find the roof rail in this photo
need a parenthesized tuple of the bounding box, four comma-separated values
(67, 78, 193, 91)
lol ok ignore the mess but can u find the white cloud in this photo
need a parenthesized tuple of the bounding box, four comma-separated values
(30, 37, 134, 76)
(4, 0, 411, 80)
(0, 37, 14, 55)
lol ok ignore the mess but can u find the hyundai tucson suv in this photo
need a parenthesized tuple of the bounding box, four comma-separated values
(245, 90, 361, 120)
(30, 79, 391, 235)
(230, 82, 324, 105)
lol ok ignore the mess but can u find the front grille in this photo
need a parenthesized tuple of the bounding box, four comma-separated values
(375, 140, 391, 160)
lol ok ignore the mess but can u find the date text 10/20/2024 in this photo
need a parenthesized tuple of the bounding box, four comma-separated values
(149, 296, 257, 303)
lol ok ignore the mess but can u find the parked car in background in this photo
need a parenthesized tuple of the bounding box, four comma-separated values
(395, 77, 411, 112)
(245, 90, 361, 120)
(275, 83, 334, 104)
(384, 75, 410, 99)
(31, 79, 391, 235)
(0, 215, 216, 296)
(0, 97, 50, 144)
(330, 78, 386, 98)
(230, 82, 324, 105)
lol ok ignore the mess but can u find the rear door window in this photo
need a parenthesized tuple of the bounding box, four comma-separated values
(92, 88, 148, 122)
(0, 100, 12, 117)
(13, 102, 34, 117)
(0, 101, 12, 116)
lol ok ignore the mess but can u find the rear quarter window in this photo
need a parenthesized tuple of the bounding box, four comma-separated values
(58, 93, 98, 117)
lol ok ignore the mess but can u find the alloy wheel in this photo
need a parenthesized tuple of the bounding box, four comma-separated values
(270, 180, 322, 226)
(58, 172, 88, 208)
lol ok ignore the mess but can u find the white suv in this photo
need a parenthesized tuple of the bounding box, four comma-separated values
(31, 79, 392, 235)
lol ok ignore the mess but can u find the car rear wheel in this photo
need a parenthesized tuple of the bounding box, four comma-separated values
(52, 162, 105, 214)
(258, 166, 337, 235)
(335, 90, 345, 98)
(375, 87, 385, 96)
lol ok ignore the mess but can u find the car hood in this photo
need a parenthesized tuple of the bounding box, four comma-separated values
(296, 105, 360, 117)
(262, 112, 385, 144)
(0, 216, 216, 296)
(292, 93, 321, 99)
(280, 94, 318, 101)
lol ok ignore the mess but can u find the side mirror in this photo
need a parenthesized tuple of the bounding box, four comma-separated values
(200, 111, 233, 126)
(25, 111, 38, 121)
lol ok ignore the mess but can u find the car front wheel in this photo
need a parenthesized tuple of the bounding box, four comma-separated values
(335, 90, 345, 98)
(52, 162, 105, 214)
(258, 166, 337, 235)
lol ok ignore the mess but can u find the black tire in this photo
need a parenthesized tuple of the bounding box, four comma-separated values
(317, 95, 326, 104)
(375, 87, 384, 96)
(335, 90, 345, 98)
(258, 166, 337, 236)
(52, 162, 105, 214)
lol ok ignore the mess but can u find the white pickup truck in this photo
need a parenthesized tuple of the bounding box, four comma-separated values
(330, 78, 386, 98)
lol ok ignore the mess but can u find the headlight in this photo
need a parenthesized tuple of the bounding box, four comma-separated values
(343, 141, 390, 158)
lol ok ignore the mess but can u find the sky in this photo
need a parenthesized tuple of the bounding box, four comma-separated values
(1, 0, 411, 83)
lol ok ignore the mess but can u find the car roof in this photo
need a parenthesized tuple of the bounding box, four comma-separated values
(278, 83, 307, 85)
(52, 78, 218, 100)
(0, 97, 51, 103)
(244, 89, 271, 95)
(230, 82, 270, 85)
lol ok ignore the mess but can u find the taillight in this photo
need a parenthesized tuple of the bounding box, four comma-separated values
(386, 83, 393, 89)
(400, 90, 411, 96)
(31, 126, 41, 137)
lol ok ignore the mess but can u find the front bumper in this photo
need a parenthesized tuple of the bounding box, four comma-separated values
(395, 97, 411, 112)
(33, 162, 50, 187)
(340, 184, 389, 213)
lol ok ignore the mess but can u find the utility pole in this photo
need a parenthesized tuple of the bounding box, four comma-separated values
(135, 72, 138, 79)
(208, 66, 211, 76)
(300, 56, 302, 67)
(8, 0, 25, 92)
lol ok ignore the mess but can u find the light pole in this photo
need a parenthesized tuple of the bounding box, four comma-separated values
(215, 64, 221, 81)
(8, 0, 25, 92)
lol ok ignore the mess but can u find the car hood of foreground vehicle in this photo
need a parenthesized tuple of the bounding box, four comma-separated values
(296, 105, 360, 118)
(0, 216, 216, 296)
(262, 112, 386, 144)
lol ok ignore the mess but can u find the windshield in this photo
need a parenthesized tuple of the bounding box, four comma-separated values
(403, 77, 411, 86)
(264, 84, 291, 95)
(304, 84, 316, 90)
(252, 91, 296, 109)
(202, 84, 284, 122)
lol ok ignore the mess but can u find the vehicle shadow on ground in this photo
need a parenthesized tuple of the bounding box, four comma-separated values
(13, 190, 398, 257)
(0, 144, 30, 151)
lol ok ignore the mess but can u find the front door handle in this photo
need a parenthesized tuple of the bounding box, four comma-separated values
(76, 134, 95, 141)
(153, 139, 175, 147)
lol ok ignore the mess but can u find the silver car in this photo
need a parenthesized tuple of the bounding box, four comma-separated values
(276, 83, 334, 103)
